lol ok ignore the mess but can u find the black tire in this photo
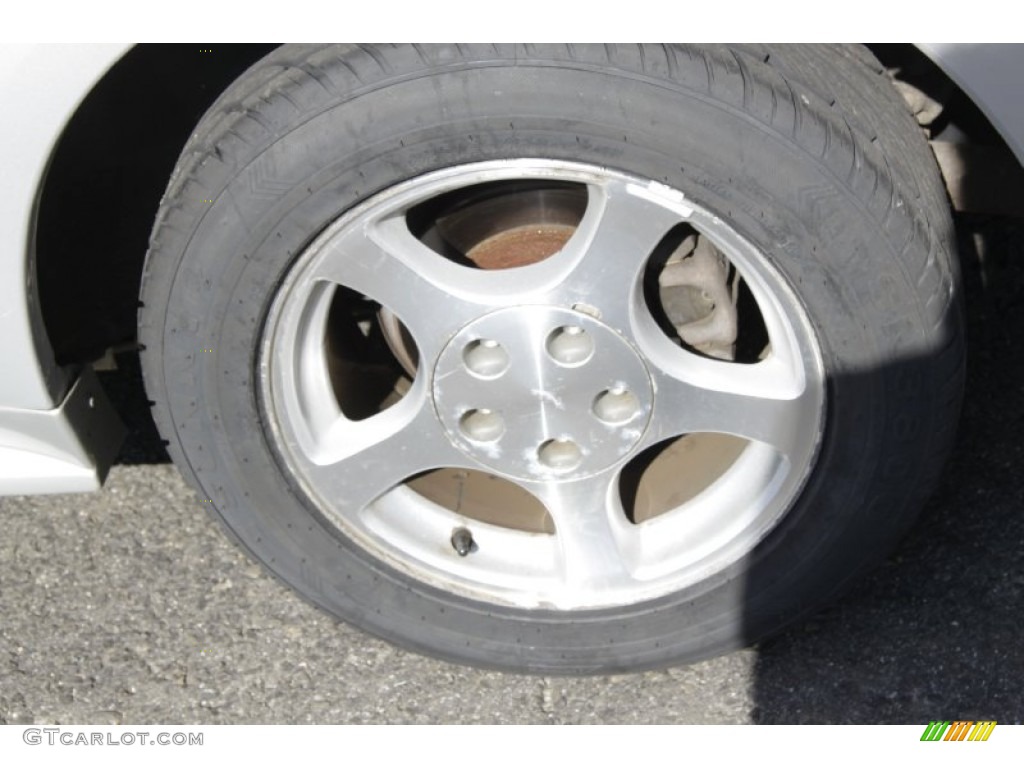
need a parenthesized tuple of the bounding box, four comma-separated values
(139, 44, 963, 674)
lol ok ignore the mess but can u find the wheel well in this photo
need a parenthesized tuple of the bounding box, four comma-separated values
(870, 44, 1008, 145)
(870, 44, 1024, 219)
(36, 43, 278, 365)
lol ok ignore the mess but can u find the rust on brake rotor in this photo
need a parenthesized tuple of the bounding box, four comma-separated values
(465, 223, 576, 270)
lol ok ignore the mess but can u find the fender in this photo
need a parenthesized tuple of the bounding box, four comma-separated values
(918, 43, 1024, 165)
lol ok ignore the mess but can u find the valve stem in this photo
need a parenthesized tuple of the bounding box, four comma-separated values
(451, 527, 475, 557)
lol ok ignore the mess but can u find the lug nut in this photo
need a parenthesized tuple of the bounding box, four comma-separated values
(538, 438, 583, 471)
(593, 386, 641, 424)
(546, 325, 594, 366)
(459, 409, 505, 442)
(463, 338, 509, 378)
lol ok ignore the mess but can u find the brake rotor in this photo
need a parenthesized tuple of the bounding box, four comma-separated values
(464, 223, 576, 269)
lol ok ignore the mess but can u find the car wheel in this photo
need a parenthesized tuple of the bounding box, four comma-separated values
(139, 44, 963, 673)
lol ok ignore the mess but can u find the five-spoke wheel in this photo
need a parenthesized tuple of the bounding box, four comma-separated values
(261, 161, 825, 610)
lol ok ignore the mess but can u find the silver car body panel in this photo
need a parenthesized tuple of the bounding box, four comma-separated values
(0, 42, 1021, 495)
(0, 44, 129, 494)
(0, 368, 125, 494)
(918, 43, 1024, 166)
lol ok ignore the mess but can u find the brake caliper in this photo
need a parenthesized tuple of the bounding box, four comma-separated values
(658, 234, 738, 361)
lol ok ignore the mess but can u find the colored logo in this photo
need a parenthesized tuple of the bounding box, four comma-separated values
(920, 721, 996, 741)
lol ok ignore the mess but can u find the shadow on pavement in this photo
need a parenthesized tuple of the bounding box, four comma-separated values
(750, 216, 1024, 724)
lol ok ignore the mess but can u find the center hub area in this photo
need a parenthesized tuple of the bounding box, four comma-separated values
(432, 307, 654, 481)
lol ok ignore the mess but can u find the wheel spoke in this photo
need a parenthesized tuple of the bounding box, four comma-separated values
(550, 179, 691, 331)
(645, 350, 817, 458)
(296, 394, 466, 514)
(305, 214, 486, 360)
(522, 471, 638, 597)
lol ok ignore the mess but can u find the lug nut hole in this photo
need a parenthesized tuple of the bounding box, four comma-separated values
(546, 325, 594, 366)
(593, 386, 641, 424)
(537, 438, 583, 471)
(459, 409, 505, 442)
(463, 338, 509, 378)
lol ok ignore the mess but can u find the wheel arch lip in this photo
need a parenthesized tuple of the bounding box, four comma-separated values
(0, 44, 130, 495)
(916, 43, 1024, 166)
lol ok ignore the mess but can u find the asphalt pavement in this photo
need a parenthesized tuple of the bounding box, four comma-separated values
(1, 216, 1022, 725)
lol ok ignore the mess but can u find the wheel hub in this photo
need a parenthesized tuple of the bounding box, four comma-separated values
(431, 306, 654, 481)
